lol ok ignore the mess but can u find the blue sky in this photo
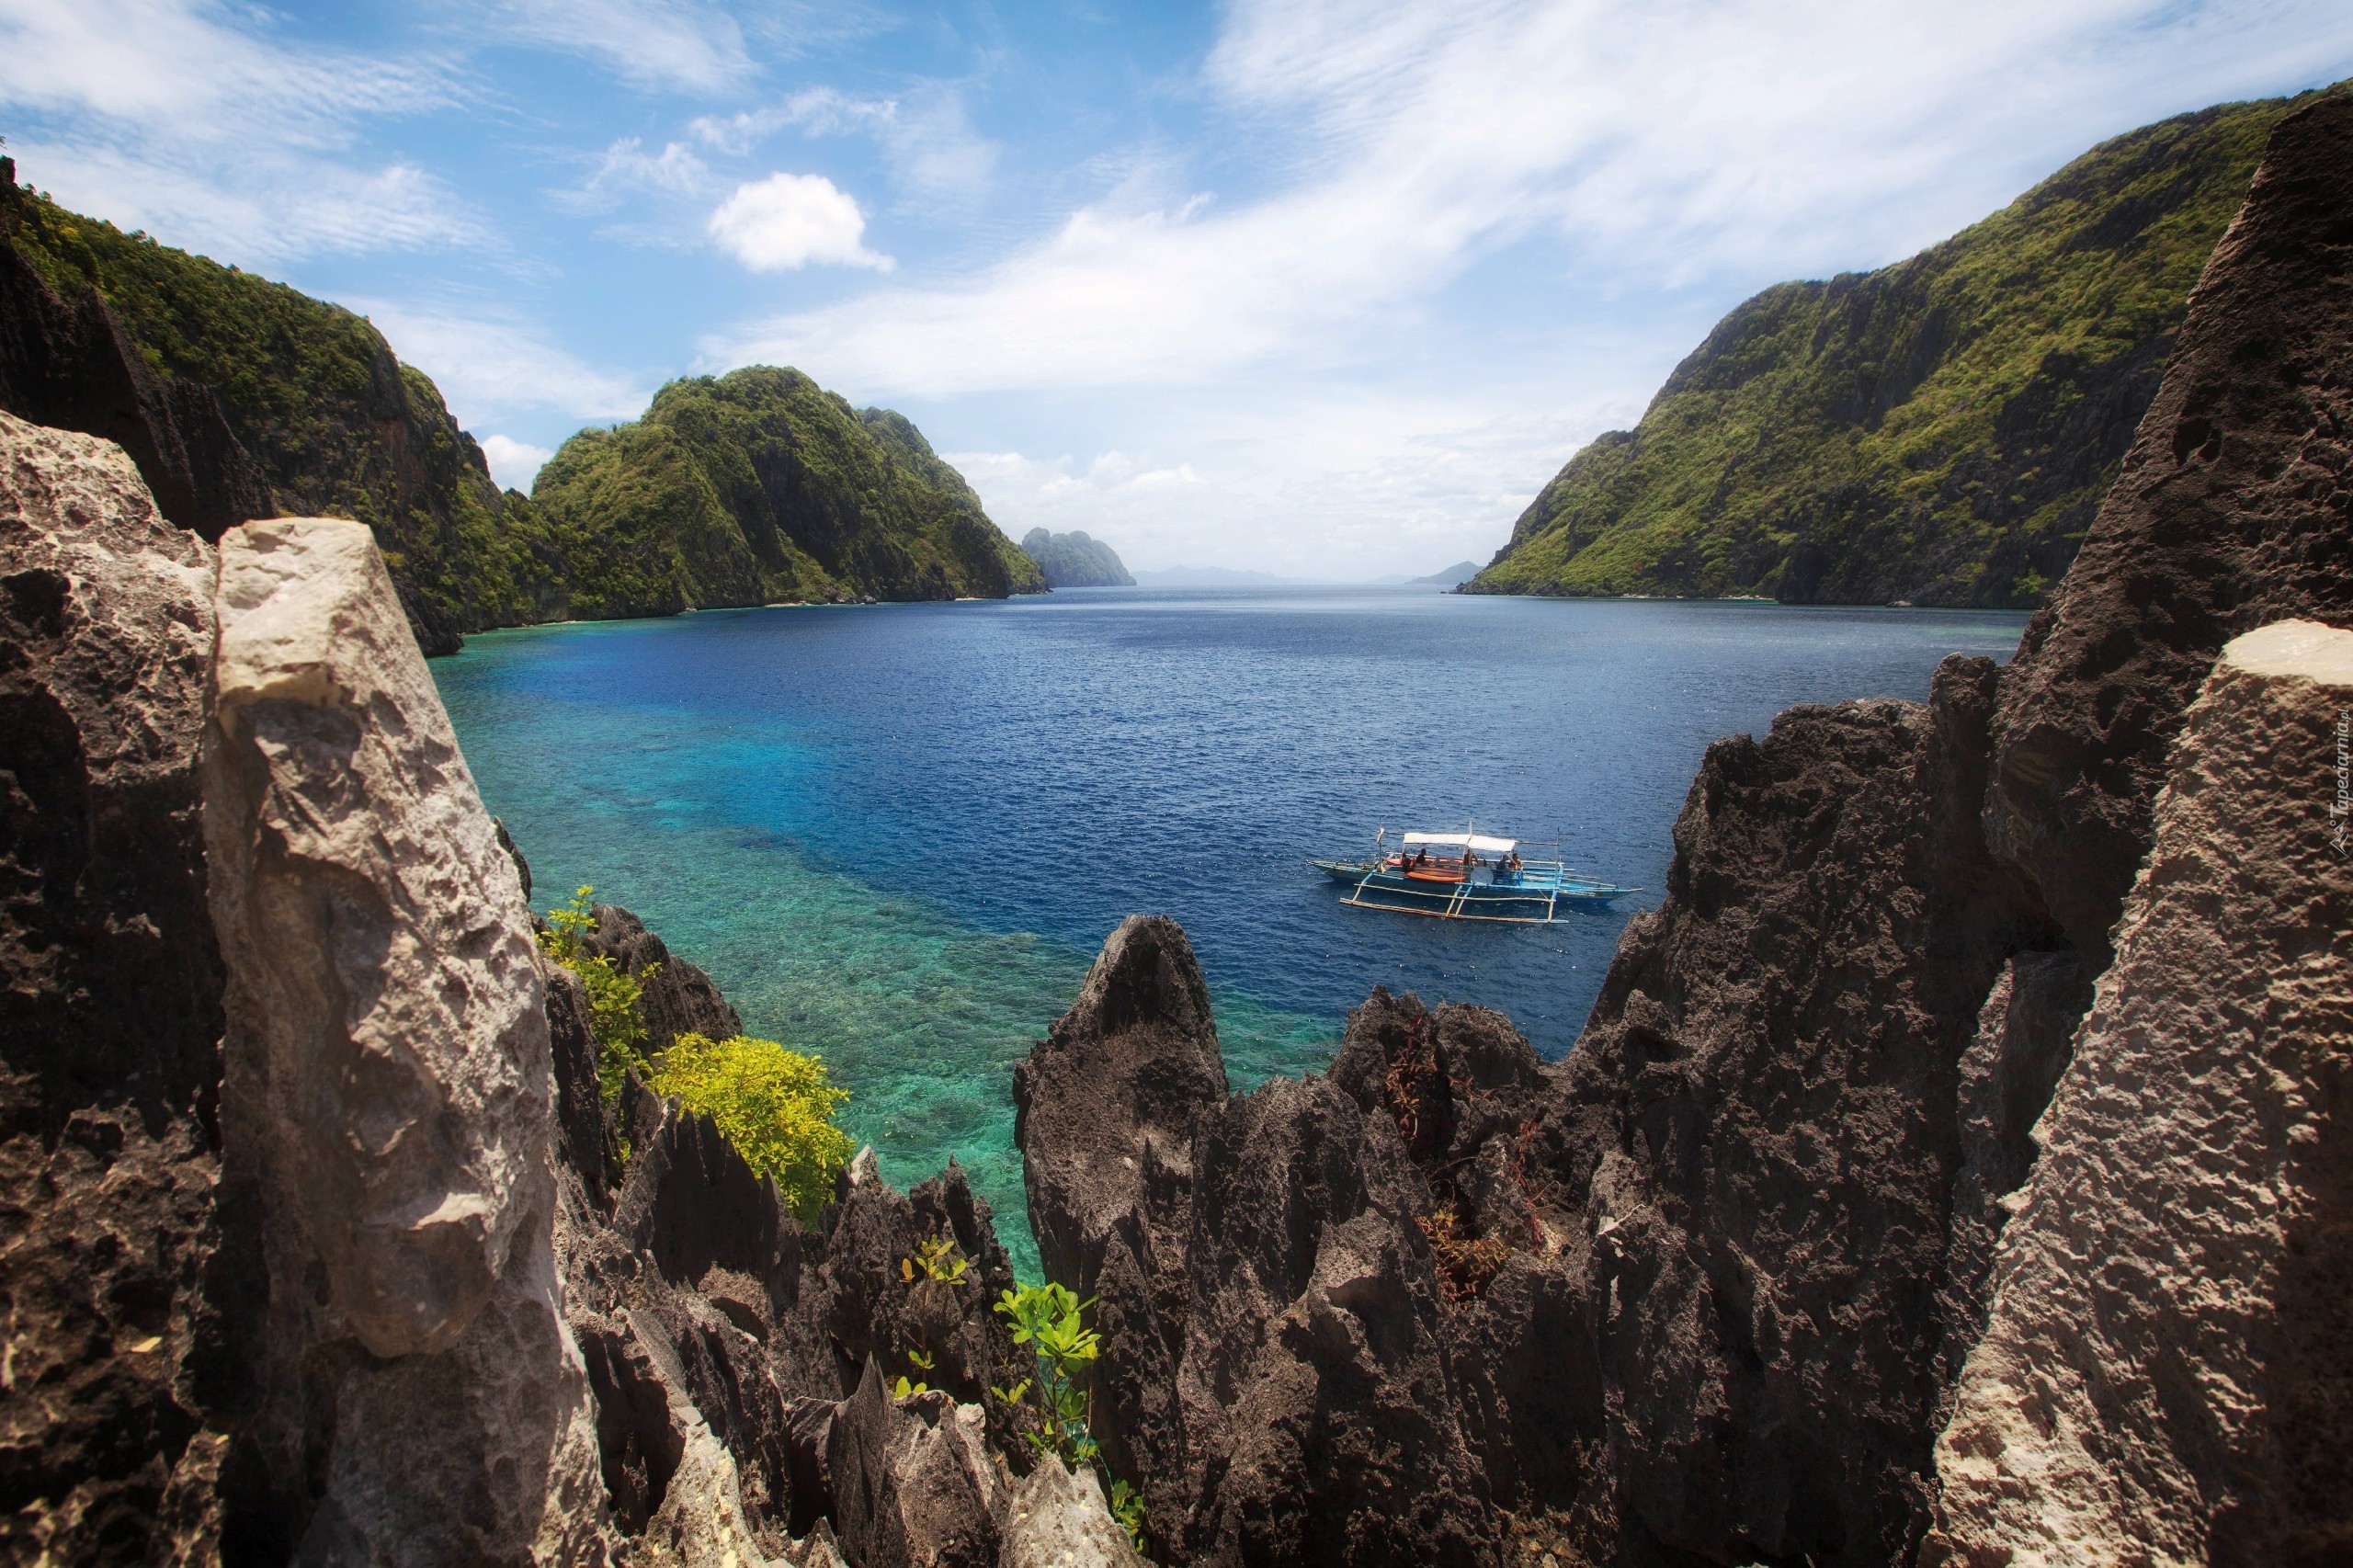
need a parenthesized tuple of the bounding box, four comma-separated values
(4, 1, 2348, 577)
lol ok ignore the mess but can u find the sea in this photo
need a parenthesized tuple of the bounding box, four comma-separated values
(434, 585, 2029, 1278)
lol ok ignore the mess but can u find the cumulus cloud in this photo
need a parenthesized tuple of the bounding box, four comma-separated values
(479, 434, 555, 491)
(708, 173, 893, 272)
(710, 0, 2353, 399)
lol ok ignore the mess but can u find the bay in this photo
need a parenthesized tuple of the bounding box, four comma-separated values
(434, 585, 2028, 1278)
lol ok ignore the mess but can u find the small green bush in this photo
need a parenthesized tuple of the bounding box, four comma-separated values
(539, 886, 653, 1106)
(649, 1032, 853, 1221)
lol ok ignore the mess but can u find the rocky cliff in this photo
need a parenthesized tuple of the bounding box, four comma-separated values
(1466, 92, 2307, 608)
(1018, 529, 1136, 588)
(0, 410, 1125, 1565)
(1013, 85, 2353, 1567)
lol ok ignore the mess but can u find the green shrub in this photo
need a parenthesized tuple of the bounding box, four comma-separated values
(648, 1031, 853, 1221)
(538, 886, 653, 1106)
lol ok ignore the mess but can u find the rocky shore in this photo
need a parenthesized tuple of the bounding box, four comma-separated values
(1, 80, 2347, 1568)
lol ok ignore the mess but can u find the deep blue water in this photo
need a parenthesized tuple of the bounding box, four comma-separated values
(434, 586, 2026, 1276)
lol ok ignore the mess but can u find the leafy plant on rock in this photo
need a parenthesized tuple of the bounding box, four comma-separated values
(990, 1281, 1149, 1551)
(539, 885, 654, 1106)
(647, 1031, 853, 1222)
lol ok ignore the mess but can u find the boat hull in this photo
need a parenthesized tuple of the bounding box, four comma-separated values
(1312, 859, 1637, 921)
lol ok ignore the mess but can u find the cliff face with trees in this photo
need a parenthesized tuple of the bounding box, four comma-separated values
(0, 165, 1040, 653)
(529, 369, 1045, 619)
(1467, 93, 2304, 608)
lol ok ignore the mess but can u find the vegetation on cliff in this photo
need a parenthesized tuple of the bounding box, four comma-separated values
(0, 167, 1040, 647)
(1020, 527, 1136, 586)
(0, 167, 559, 649)
(529, 368, 1046, 616)
(1468, 93, 2306, 607)
(647, 1030, 854, 1221)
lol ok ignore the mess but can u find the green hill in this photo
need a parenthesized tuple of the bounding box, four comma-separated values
(529, 369, 1045, 617)
(1467, 93, 2309, 608)
(1019, 528, 1135, 586)
(0, 165, 1040, 649)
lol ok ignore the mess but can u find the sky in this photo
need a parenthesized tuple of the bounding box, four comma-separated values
(3, 2, 2347, 578)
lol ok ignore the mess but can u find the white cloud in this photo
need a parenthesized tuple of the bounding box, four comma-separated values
(710, 0, 2353, 400)
(480, 434, 555, 491)
(357, 301, 652, 425)
(552, 135, 715, 215)
(708, 173, 893, 272)
(0, 0, 477, 263)
(693, 86, 1001, 204)
(478, 0, 751, 94)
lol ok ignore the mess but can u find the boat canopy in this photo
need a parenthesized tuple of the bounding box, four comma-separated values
(1402, 831, 1517, 853)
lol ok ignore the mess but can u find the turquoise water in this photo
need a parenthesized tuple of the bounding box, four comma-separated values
(433, 587, 2027, 1277)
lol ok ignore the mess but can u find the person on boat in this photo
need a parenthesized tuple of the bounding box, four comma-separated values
(1413, 848, 1429, 871)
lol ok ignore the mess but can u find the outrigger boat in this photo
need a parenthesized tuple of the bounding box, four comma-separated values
(1313, 826, 1638, 924)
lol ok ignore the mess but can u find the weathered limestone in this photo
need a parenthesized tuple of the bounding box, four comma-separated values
(201, 517, 608, 1562)
(0, 411, 236, 1562)
(1928, 619, 2353, 1566)
(998, 1458, 1147, 1568)
(1984, 86, 2353, 964)
(828, 1359, 1008, 1568)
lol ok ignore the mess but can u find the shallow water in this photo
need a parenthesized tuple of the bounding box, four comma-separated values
(435, 586, 2027, 1276)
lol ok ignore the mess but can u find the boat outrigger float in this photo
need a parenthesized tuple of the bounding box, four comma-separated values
(1313, 826, 1638, 923)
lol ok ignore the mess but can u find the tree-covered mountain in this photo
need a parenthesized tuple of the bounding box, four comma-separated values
(1466, 93, 2308, 608)
(1018, 527, 1135, 586)
(0, 162, 1041, 650)
(527, 370, 1045, 619)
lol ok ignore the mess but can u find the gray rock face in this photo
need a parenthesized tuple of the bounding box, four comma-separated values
(201, 516, 608, 1562)
(1984, 85, 2353, 963)
(1928, 620, 2353, 1565)
(1011, 915, 1226, 1485)
(0, 412, 236, 1563)
(1017, 927, 1500, 1568)
(829, 1359, 1007, 1568)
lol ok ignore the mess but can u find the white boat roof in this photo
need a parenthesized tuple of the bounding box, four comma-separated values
(1402, 831, 1517, 852)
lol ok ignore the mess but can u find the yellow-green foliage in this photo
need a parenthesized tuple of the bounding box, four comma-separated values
(538, 886, 653, 1105)
(649, 1031, 854, 1221)
(1470, 94, 2306, 608)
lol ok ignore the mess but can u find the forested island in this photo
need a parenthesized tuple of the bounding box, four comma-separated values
(1466, 94, 2307, 608)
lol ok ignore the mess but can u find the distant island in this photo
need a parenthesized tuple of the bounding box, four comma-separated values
(1409, 560, 1480, 586)
(1466, 93, 2306, 608)
(1019, 528, 1135, 586)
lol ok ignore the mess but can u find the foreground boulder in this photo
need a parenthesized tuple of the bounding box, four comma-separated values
(202, 517, 608, 1562)
(1929, 620, 2353, 1563)
(0, 410, 237, 1562)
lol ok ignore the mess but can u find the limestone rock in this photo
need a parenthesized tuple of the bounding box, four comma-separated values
(1010, 915, 1226, 1484)
(999, 1458, 1146, 1568)
(1928, 620, 2353, 1565)
(827, 1358, 1008, 1568)
(201, 516, 608, 1562)
(0, 412, 237, 1562)
(1985, 85, 2353, 961)
(1016, 929, 1500, 1568)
